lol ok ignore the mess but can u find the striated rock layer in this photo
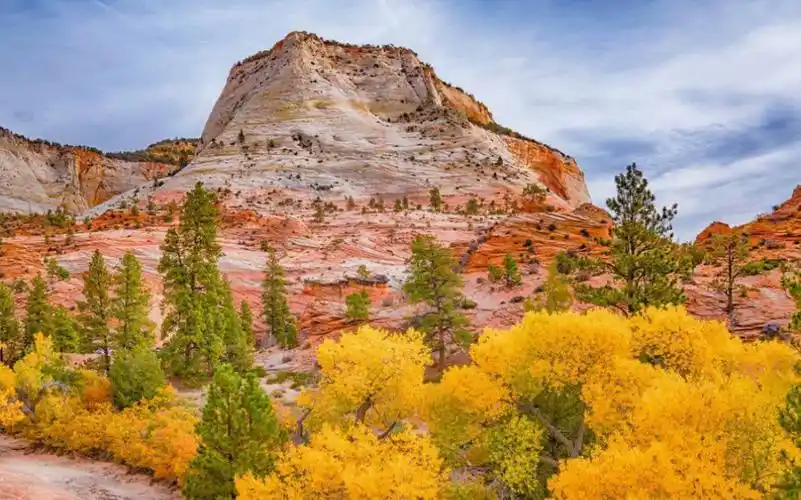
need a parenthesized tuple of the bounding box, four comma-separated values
(92, 31, 589, 216)
(0, 127, 186, 214)
(691, 185, 801, 337)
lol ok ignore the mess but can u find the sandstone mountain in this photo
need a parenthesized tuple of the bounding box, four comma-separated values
(0, 127, 195, 214)
(93, 31, 589, 214)
(1, 31, 797, 352)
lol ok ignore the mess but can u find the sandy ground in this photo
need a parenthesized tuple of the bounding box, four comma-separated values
(0, 435, 178, 500)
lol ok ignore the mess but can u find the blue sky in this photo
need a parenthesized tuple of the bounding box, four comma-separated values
(1, 0, 800, 239)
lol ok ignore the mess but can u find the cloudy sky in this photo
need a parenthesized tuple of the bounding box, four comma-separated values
(1, 0, 800, 239)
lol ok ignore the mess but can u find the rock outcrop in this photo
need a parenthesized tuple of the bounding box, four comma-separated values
(690, 185, 801, 337)
(0, 127, 193, 214)
(117, 31, 590, 214)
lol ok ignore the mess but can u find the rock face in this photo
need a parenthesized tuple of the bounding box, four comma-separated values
(123, 31, 590, 213)
(690, 185, 801, 337)
(0, 127, 191, 214)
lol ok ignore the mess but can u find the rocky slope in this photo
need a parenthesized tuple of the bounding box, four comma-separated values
(96, 31, 589, 215)
(1, 31, 601, 348)
(4, 31, 797, 351)
(0, 128, 192, 214)
(690, 185, 801, 337)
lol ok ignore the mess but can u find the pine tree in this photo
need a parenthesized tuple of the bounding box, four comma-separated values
(78, 250, 114, 373)
(578, 163, 687, 314)
(109, 344, 166, 409)
(345, 290, 371, 322)
(217, 277, 251, 372)
(429, 187, 443, 212)
(240, 300, 254, 347)
(158, 182, 226, 380)
(52, 306, 80, 353)
(0, 281, 22, 365)
(183, 364, 284, 500)
(403, 234, 470, 370)
(709, 232, 750, 318)
(503, 254, 522, 287)
(527, 262, 573, 313)
(112, 251, 153, 349)
(24, 274, 52, 354)
(261, 248, 297, 349)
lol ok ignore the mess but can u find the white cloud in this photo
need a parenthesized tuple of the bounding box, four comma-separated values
(1, 0, 800, 239)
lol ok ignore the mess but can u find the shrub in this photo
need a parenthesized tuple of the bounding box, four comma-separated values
(109, 345, 166, 409)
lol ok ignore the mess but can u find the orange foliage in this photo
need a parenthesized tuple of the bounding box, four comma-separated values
(22, 386, 197, 483)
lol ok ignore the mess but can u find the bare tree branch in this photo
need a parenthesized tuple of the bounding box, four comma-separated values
(292, 408, 313, 445)
(530, 407, 573, 451)
(571, 419, 586, 457)
(378, 422, 398, 440)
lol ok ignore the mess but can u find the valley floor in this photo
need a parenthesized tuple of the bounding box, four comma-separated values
(0, 434, 178, 500)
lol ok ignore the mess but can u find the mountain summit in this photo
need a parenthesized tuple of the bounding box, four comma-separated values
(121, 31, 590, 213)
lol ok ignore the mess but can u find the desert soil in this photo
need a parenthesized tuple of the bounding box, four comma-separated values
(0, 434, 178, 500)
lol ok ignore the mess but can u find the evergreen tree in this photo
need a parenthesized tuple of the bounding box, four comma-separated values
(112, 251, 154, 349)
(403, 235, 470, 370)
(78, 250, 114, 372)
(261, 248, 297, 349)
(109, 344, 166, 409)
(0, 281, 22, 365)
(183, 364, 284, 500)
(24, 274, 52, 354)
(578, 163, 687, 314)
(527, 262, 573, 313)
(429, 187, 443, 212)
(709, 232, 750, 318)
(217, 277, 251, 373)
(345, 290, 371, 322)
(52, 306, 80, 353)
(240, 300, 254, 346)
(503, 254, 522, 287)
(158, 182, 227, 380)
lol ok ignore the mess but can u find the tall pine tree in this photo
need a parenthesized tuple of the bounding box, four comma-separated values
(79, 250, 114, 372)
(24, 274, 52, 354)
(403, 234, 470, 370)
(261, 248, 297, 348)
(709, 232, 750, 318)
(52, 306, 80, 353)
(240, 300, 254, 346)
(578, 164, 687, 314)
(112, 251, 153, 349)
(0, 281, 22, 365)
(158, 182, 234, 380)
(183, 364, 284, 500)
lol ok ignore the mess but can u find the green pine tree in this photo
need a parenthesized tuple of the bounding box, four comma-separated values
(577, 163, 687, 314)
(779, 385, 801, 494)
(429, 187, 443, 212)
(78, 250, 114, 373)
(709, 232, 750, 318)
(0, 281, 22, 365)
(158, 182, 227, 380)
(526, 262, 573, 314)
(24, 274, 52, 354)
(112, 251, 154, 349)
(345, 290, 371, 322)
(109, 344, 166, 409)
(240, 300, 254, 347)
(183, 364, 284, 500)
(52, 306, 80, 353)
(261, 248, 297, 349)
(503, 254, 522, 287)
(403, 234, 470, 370)
(217, 277, 252, 373)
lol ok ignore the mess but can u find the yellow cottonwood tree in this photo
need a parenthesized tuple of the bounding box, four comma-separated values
(236, 424, 446, 500)
(297, 325, 428, 434)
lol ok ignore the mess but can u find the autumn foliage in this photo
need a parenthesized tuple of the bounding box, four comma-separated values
(0, 333, 197, 484)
